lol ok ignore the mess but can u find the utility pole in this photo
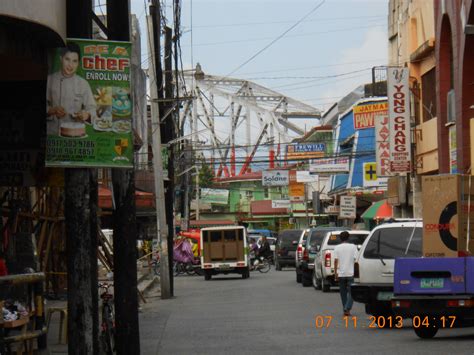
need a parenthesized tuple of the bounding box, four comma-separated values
(107, 1, 141, 353)
(164, 26, 175, 295)
(196, 169, 200, 220)
(65, 1, 98, 354)
(149, 0, 171, 299)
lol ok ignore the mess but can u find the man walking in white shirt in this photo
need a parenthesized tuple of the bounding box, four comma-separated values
(334, 231, 358, 316)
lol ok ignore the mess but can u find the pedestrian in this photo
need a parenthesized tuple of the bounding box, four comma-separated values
(46, 42, 96, 136)
(334, 231, 358, 316)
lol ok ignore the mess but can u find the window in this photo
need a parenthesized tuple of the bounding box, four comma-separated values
(210, 231, 222, 242)
(264, 187, 269, 199)
(327, 233, 369, 246)
(224, 230, 236, 241)
(421, 69, 437, 121)
(363, 227, 422, 259)
(309, 230, 326, 247)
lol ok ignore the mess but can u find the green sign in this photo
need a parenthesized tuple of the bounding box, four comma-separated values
(45, 38, 133, 168)
(200, 188, 229, 205)
(420, 278, 444, 289)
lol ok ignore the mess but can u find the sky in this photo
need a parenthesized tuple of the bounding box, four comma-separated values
(131, 0, 389, 111)
(128, 0, 389, 167)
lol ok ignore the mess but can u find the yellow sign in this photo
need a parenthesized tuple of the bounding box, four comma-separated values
(364, 162, 378, 181)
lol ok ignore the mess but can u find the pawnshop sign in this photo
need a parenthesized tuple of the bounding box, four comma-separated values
(387, 68, 411, 174)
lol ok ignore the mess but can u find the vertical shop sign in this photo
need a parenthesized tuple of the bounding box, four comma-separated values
(375, 112, 391, 176)
(45, 38, 133, 168)
(387, 67, 411, 174)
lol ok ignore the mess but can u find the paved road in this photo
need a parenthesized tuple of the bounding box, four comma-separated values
(140, 268, 474, 354)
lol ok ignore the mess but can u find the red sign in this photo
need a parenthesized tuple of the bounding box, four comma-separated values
(353, 102, 388, 129)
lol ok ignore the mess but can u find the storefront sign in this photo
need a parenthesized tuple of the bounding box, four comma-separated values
(375, 113, 391, 176)
(289, 170, 305, 202)
(353, 101, 388, 130)
(363, 162, 389, 188)
(45, 38, 133, 168)
(388, 67, 411, 173)
(309, 157, 350, 173)
(200, 188, 229, 205)
(339, 196, 356, 219)
(271, 200, 291, 209)
(262, 170, 289, 186)
(296, 171, 318, 183)
(286, 143, 325, 160)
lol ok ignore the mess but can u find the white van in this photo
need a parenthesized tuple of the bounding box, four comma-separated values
(200, 226, 250, 280)
(351, 221, 422, 316)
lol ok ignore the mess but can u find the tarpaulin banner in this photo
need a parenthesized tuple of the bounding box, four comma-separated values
(45, 38, 133, 168)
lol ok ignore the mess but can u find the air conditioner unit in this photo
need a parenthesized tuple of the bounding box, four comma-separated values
(447, 89, 456, 123)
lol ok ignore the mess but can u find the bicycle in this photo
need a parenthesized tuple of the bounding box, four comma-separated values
(250, 256, 271, 273)
(99, 282, 115, 354)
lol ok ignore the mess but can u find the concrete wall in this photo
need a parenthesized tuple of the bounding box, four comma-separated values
(0, 0, 66, 42)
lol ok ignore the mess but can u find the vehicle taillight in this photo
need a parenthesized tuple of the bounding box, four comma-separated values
(303, 248, 309, 261)
(447, 299, 474, 307)
(325, 252, 331, 267)
(297, 245, 302, 259)
(354, 262, 359, 278)
(391, 300, 411, 308)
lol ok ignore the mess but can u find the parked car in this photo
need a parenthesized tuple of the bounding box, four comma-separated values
(295, 229, 310, 283)
(351, 220, 422, 316)
(299, 226, 347, 287)
(274, 229, 302, 271)
(314, 230, 369, 292)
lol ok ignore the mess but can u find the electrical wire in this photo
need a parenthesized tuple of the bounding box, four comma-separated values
(187, 23, 385, 48)
(190, 15, 385, 29)
(226, 0, 326, 76)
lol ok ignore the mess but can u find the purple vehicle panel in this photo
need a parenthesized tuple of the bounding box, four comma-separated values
(394, 257, 472, 295)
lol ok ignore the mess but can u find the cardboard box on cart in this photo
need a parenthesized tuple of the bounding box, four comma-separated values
(422, 174, 474, 257)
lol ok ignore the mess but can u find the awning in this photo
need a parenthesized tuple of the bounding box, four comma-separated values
(361, 200, 392, 220)
(99, 186, 154, 209)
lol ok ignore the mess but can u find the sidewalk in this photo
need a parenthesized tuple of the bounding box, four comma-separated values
(45, 287, 161, 354)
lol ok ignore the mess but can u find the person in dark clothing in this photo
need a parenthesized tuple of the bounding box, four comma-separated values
(258, 236, 272, 259)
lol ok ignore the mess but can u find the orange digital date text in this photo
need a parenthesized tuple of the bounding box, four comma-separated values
(313, 315, 457, 329)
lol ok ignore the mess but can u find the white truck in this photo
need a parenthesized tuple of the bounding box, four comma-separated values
(200, 226, 250, 280)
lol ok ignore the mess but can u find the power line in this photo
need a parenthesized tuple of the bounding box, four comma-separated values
(185, 23, 385, 48)
(190, 15, 385, 29)
(226, 0, 326, 76)
(247, 67, 372, 81)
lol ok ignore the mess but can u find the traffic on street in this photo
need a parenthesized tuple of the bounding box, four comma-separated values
(140, 266, 474, 354)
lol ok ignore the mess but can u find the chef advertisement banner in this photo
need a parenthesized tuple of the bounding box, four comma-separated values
(45, 39, 133, 168)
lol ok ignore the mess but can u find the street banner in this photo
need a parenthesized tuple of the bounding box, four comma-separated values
(309, 157, 350, 173)
(271, 200, 291, 209)
(289, 170, 305, 202)
(363, 162, 389, 188)
(387, 67, 411, 173)
(296, 171, 318, 183)
(353, 101, 388, 130)
(286, 143, 325, 160)
(262, 170, 289, 186)
(375, 112, 391, 176)
(200, 188, 229, 205)
(45, 38, 133, 168)
(339, 196, 356, 219)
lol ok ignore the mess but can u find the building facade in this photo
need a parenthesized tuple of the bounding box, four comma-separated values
(434, 0, 474, 174)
